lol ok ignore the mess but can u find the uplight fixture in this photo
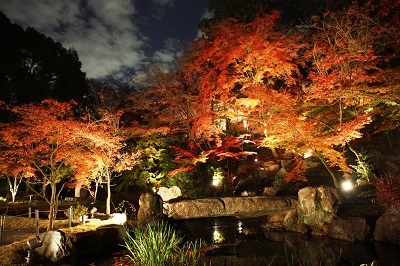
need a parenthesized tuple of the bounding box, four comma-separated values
(341, 180, 354, 192)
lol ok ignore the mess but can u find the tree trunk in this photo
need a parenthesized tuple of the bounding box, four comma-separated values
(106, 177, 111, 215)
(314, 149, 340, 188)
(11, 191, 16, 203)
(8, 176, 22, 203)
(47, 182, 57, 231)
(93, 181, 99, 203)
(270, 147, 279, 158)
(41, 180, 47, 197)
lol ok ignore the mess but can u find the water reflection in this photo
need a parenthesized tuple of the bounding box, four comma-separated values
(85, 217, 400, 265)
(213, 228, 224, 244)
(176, 217, 400, 266)
(237, 221, 243, 234)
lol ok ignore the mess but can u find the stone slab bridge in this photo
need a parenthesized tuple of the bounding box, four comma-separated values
(162, 196, 298, 220)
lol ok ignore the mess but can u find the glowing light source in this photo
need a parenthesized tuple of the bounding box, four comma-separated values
(213, 229, 224, 243)
(303, 149, 314, 158)
(212, 168, 224, 187)
(237, 221, 243, 234)
(341, 180, 354, 191)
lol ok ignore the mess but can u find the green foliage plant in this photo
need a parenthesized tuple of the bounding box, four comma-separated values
(121, 221, 203, 266)
(64, 203, 88, 222)
(376, 173, 400, 209)
(122, 134, 176, 189)
(349, 150, 373, 185)
(114, 199, 137, 220)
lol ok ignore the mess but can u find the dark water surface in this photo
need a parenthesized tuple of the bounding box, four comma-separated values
(84, 216, 400, 266)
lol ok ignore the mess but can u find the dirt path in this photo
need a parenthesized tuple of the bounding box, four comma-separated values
(1, 215, 68, 245)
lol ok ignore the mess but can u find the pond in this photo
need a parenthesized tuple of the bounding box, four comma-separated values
(84, 216, 400, 266)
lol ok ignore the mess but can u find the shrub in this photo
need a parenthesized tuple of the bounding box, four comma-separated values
(121, 221, 203, 266)
(376, 173, 400, 209)
(115, 199, 137, 220)
(64, 203, 89, 221)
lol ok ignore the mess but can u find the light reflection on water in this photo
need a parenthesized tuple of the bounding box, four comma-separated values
(175, 216, 400, 266)
(84, 217, 400, 266)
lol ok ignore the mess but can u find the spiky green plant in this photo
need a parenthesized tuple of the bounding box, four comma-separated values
(121, 221, 203, 266)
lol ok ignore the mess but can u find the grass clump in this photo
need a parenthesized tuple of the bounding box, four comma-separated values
(121, 221, 203, 266)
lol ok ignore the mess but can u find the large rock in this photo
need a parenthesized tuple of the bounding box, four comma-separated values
(163, 196, 297, 219)
(234, 178, 257, 195)
(329, 217, 370, 242)
(137, 192, 163, 224)
(157, 186, 182, 202)
(297, 186, 340, 231)
(262, 161, 280, 172)
(262, 187, 279, 196)
(282, 210, 309, 234)
(374, 203, 400, 244)
(34, 230, 72, 263)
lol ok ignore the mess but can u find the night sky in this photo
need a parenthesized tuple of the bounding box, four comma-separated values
(0, 0, 211, 79)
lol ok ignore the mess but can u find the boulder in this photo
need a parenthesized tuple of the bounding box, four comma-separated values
(282, 209, 309, 234)
(262, 161, 280, 172)
(374, 203, 400, 244)
(281, 159, 293, 169)
(276, 167, 287, 178)
(34, 230, 72, 263)
(137, 192, 163, 224)
(329, 217, 370, 242)
(261, 210, 290, 231)
(297, 186, 340, 231)
(283, 150, 295, 159)
(157, 186, 182, 202)
(234, 178, 257, 195)
(262, 187, 278, 196)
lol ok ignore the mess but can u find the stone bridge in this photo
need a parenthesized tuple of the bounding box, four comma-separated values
(163, 196, 298, 219)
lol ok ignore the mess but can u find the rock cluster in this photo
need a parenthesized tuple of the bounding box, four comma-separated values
(138, 185, 400, 246)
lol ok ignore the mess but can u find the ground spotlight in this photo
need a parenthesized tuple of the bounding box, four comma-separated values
(341, 180, 354, 192)
(22, 236, 42, 252)
(22, 236, 42, 263)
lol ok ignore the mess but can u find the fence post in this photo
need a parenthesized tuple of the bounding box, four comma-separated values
(0, 215, 5, 246)
(28, 207, 32, 219)
(35, 210, 39, 236)
(68, 206, 73, 228)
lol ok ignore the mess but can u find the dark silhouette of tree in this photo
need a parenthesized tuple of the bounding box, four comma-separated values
(0, 12, 87, 105)
(201, 0, 350, 30)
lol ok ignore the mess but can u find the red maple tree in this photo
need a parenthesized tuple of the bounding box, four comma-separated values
(0, 100, 89, 229)
(301, 2, 400, 183)
(72, 108, 140, 215)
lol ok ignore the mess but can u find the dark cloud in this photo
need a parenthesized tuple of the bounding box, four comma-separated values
(0, 0, 209, 79)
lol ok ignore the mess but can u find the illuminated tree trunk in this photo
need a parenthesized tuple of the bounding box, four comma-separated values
(7, 175, 22, 203)
(93, 181, 99, 203)
(105, 167, 111, 215)
(47, 182, 57, 231)
(313, 149, 339, 189)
